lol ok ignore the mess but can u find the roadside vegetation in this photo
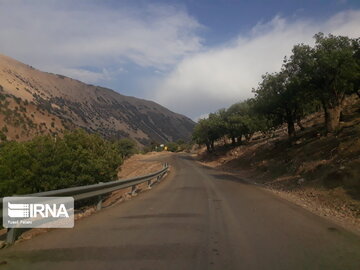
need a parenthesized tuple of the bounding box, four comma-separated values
(193, 33, 360, 151)
(193, 33, 360, 224)
(0, 129, 138, 197)
(142, 139, 192, 153)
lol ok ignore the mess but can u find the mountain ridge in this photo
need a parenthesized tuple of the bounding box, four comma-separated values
(0, 54, 194, 144)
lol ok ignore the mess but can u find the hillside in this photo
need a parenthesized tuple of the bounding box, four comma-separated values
(0, 54, 194, 144)
(198, 95, 360, 231)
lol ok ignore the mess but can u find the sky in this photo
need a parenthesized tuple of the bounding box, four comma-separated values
(0, 0, 360, 120)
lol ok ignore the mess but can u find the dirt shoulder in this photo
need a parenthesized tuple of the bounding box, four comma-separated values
(198, 158, 360, 235)
(117, 152, 165, 179)
(103, 152, 167, 207)
(196, 97, 360, 235)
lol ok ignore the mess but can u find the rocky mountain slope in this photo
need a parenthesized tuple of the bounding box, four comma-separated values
(0, 54, 194, 144)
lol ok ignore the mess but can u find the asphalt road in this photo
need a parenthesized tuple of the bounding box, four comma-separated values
(1, 154, 360, 270)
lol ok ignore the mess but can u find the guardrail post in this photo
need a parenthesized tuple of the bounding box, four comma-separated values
(131, 185, 137, 196)
(147, 179, 152, 189)
(96, 195, 102, 211)
(6, 228, 18, 244)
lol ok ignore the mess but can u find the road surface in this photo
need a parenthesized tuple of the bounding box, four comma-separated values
(1, 153, 360, 269)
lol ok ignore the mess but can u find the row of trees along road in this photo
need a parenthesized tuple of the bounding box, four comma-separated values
(193, 33, 360, 152)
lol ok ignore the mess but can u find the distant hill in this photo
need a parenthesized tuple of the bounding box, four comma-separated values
(0, 54, 195, 144)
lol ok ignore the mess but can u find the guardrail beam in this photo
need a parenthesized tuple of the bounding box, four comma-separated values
(0, 163, 169, 246)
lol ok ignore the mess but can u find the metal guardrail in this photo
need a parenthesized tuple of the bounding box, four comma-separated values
(0, 163, 169, 245)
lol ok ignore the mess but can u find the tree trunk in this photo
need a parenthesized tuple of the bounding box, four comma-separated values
(287, 120, 295, 137)
(205, 142, 211, 152)
(211, 140, 215, 151)
(285, 108, 296, 138)
(324, 105, 342, 133)
(231, 136, 236, 145)
(339, 111, 345, 122)
(237, 135, 242, 144)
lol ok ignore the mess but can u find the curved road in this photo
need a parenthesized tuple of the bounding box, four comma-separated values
(1, 154, 360, 269)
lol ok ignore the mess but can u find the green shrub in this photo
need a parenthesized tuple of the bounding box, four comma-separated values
(115, 138, 138, 159)
(0, 129, 131, 196)
(166, 142, 179, 152)
(0, 131, 6, 142)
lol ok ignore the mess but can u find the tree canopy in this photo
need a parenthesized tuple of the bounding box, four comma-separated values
(193, 33, 360, 151)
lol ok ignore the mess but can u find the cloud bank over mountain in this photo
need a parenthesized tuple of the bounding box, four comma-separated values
(154, 10, 360, 119)
(1, 1, 359, 120)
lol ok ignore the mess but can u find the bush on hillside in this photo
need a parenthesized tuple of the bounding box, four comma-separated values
(0, 129, 136, 196)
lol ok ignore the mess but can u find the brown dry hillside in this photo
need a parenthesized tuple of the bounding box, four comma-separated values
(0, 54, 194, 144)
(198, 95, 360, 229)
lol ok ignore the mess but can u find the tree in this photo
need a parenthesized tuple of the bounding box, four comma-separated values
(192, 32, 360, 150)
(192, 118, 213, 152)
(253, 43, 319, 138)
(283, 44, 318, 130)
(311, 33, 360, 132)
(352, 37, 360, 98)
(207, 112, 226, 149)
(166, 142, 179, 152)
(253, 71, 301, 137)
(225, 100, 265, 143)
(192, 113, 224, 152)
(225, 112, 245, 144)
(116, 138, 137, 159)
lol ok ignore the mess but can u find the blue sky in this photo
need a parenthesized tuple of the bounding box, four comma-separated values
(0, 0, 359, 119)
(161, 0, 359, 44)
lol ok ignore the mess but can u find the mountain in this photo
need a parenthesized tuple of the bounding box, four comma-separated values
(0, 54, 195, 144)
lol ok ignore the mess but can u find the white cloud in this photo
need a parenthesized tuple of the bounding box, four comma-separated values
(153, 10, 360, 119)
(0, 0, 202, 80)
(56, 67, 112, 84)
(1, 1, 359, 120)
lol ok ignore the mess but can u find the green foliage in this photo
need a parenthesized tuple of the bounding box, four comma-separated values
(0, 129, 134, 196)
(193, 100, 264, 151)
(166, 142, 179, 152)
(225, 100, 267, 142)
(253, 43, 320, 137)
(175, 139, 192, 152)
(311, 33, 360, 132)
(192, 115, 223, 152)
(353, 38, 360, 98)
(0, 131, 6, 142)
(193, 33, 360, 150)
(115, 138, 138, 159)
